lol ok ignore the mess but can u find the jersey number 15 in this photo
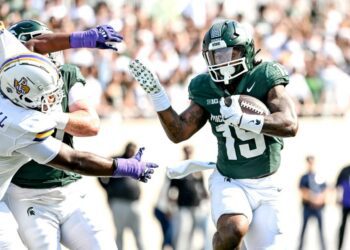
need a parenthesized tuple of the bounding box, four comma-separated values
(216, 124, 266, 160)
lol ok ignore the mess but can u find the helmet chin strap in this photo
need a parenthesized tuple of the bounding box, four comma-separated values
(220, 66, 235, 85)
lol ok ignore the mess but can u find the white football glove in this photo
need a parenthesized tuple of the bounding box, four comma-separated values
(220, 96, 242, 127)
(220, 95, 264, 134)
(129, 59, 170, 111)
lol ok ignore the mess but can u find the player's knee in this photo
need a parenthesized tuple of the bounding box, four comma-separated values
(216, 214, 249, 248)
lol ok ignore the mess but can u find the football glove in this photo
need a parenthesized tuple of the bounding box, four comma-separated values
(220, 96, 264, 134)
(112, 147, 158, 183)
(70, 25, 123, 51)
(129, 59, 170, 111)
(220, 96, 243, 127)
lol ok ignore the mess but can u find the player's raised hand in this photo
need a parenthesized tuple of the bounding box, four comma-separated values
(94, 25, 123, 50)
(112, 147, 158, 183)
(129, 59, 170, 111)
(70, 24, 123, 51)
(129, 59, 163, 94)
(220, 96, 242, 127)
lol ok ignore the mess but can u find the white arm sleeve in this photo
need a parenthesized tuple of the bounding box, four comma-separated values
(68, 82, 86, 106)
(16, 136, 62, 164)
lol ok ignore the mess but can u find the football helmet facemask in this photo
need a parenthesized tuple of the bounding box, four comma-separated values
(8, 19, 64, 66)
(202, 20, 255, 85)
(0, 53, 64, 113)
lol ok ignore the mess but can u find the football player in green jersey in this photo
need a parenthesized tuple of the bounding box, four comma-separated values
(129, 19, 298, 249)
(4, 20, 126, 250)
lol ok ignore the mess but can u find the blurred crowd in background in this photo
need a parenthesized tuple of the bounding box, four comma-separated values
(2, 0, 350, 119)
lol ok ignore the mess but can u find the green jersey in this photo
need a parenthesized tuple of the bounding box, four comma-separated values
(189, 61, 289, 179)
(12, 64, 86, 188)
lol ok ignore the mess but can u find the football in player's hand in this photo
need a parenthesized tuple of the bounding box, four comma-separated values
(225, 95, 270, 115)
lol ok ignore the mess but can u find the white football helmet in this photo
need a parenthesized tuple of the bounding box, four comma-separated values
(0, 52, 64, 112)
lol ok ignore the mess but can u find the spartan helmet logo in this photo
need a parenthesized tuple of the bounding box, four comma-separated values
(14, 77, 30, 95)
(27, 207, 35, 216)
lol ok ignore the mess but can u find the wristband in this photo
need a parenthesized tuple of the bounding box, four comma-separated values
(54, 112, 69, 130)
(111, 158, 125, 177)
(70, 30, 97, 48)
(112, 158, 141, 179)
(150, 90, 171, 112)
(239, 113, 264, 134)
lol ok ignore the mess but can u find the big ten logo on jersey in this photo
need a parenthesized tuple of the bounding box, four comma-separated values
(207, 98, 219, 105)
(0, 110, 10, 131)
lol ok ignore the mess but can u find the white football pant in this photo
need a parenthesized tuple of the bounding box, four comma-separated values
(5, 181, 117, 250)
(0, 201, 27, 249)
(209, 170, 286, 250)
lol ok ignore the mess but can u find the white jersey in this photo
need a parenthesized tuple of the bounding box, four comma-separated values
(0, 26, 29, 65)
(0, 95, 62, 199)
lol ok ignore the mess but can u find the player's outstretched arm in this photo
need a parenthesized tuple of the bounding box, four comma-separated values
(129, 59, 208, 143)
(25, 24, 123, 54)
(48, 143, 158, 183)
(63, 99, 100, 137)
(46, 98, 100, 137)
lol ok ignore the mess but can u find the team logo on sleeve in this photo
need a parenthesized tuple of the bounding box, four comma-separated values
(14, 77, 30, 95)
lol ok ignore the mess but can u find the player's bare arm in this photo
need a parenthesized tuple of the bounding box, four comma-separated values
(129, 59, 209, 142)
(25, 33, 70, 54)
(44, 84, 101, 136)
(157, 101, 209, 143)
(65, 99, 100, 137)
(19, 24, 123, 54)
(263, 85, 298, 137)
(220, 84, 298, 137)
(40, 141, 158, 182)
(49, 142, 114, 176)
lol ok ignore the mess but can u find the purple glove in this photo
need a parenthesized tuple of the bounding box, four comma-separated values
(70, 25, 123, 51)
(112, 147, 158, 182)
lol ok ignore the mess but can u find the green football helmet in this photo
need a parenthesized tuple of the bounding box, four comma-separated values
(8, 19, 64, 66)
(202, 20, 256, 85)
(8, 19, 51, 42)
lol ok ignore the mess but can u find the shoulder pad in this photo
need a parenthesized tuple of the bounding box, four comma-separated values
(0, 97, 57, 155)
(18, 111, 56, 134)
(264, 61, 289, 85)
(0, 96, 56, 135)
(189, 73, 212, 98)
(16, 111, 56, 143)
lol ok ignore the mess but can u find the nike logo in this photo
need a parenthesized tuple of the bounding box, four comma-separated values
(247, 82, 256, 92)
(248, 119, 261, 125)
